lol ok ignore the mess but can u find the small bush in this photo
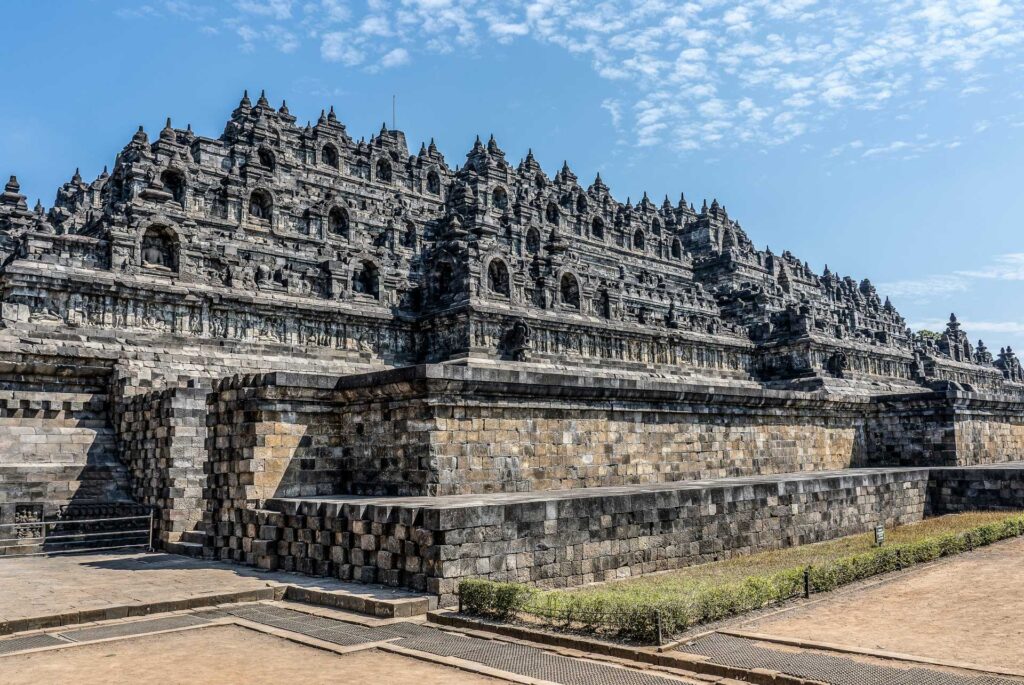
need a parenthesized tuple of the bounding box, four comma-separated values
(456, 512, 1024, 644)
(459, 578, 534, 619)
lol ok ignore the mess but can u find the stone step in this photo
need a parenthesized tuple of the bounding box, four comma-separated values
(164, 540, 203, 557)
(181, 530, 206, 545)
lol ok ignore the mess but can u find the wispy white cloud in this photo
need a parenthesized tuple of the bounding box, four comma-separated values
(321, 31, 364, 66)
(123, 0, 1024, 156)
(878, 274, 971, 302)
(956, 253, 1024, 281)
(379, 47, 410, 68)
(601, 98, 623, 129)
(880, 253, 1024, 305)
(910, 318, 1024, 337)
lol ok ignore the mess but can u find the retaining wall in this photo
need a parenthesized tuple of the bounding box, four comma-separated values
(927, 465, 1024, 514)
(232, 468, 930, 605)
(117, 386, 208, 543)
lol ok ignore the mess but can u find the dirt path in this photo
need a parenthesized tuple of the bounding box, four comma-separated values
(1, 625, 507, 685)
(741, 536, 1024, 672)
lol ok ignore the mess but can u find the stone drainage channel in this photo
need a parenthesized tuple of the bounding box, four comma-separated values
(1, 604, 1020, 685)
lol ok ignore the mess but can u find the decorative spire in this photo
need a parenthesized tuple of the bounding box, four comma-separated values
(100, 165, 109, 178)
(160, 117, 174, 140)
(256, 89, 270, 108)
(328, 106, 337, 122)
(5, 175, 19, 194)
(428, 137, 439, 156)
(72, 167, 82, 184)
(132, 125, 148, 145)
(279, 100, 290, 115)
(485, 134, 503, 158)
(240, 89, 252, 108)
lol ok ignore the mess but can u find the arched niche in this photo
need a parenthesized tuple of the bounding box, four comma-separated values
(249, 189, 273, 221)
(328, 206, 350, 238)
(352, 260, 379, 298)
(426, 170, 441, 194)
(545, 202, 559, 225)
(525, 227, 541, 255)
(257, 148, 276, 171)
(375, 158, 392, 183)
(321, 144, 339, 169)
(140, 224, 179, 273)
(633, 228, 645, 251)
(487, 258, 511, 297)
(560, 272, 580, 309)
(492, 186, 508, 210)
(160, 169, 185, 203)
(402, 220, 417, 249)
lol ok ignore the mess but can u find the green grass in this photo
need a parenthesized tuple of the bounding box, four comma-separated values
(459, 511, 1024, 644)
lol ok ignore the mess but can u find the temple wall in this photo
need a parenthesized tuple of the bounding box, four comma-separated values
(926, 465, 1024, 514)
(233, 469, 930, 604)
(117, 386, 208, 543)
(0, 372, 129, 525)
(860, 396, 958, 467)
(200, 366, 1024, 508)
(201, 367, 883, 502)
(952, 401, 1024, 466)
(0, 330, 389, 528)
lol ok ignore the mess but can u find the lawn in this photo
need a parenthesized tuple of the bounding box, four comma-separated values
(459, 511, 1024, 644)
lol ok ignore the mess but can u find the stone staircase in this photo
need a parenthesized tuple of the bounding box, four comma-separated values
(164, 528, 206, 557)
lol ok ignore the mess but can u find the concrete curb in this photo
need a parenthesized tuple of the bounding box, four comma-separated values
(0, 587, 282, 637)
(427, 610, 827, 685)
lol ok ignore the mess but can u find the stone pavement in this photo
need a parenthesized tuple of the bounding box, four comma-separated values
(0, 602, 707, 685)
(0, 550, 432, 633)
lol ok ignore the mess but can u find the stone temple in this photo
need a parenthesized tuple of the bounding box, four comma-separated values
(1, 90, 1022, 603)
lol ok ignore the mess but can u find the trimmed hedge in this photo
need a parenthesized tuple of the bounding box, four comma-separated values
(458, 514, 1024, 644)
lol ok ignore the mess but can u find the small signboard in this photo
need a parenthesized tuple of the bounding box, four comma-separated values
(874, 525, 885, 546)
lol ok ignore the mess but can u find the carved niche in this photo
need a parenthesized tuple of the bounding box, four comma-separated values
(140, 225, 179, 272)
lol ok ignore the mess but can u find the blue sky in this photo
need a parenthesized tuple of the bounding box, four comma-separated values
(1, 0, 1022, 351)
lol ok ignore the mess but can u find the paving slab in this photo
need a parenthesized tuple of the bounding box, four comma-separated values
(0, 550, 433, 634)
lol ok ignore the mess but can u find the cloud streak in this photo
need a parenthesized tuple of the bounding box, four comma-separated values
(879, 253, 1024, 305)
(125, 0, 1024, 155)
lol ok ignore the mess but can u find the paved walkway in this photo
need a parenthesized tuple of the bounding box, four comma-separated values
(0, 551, 428, 630)
(737, 536, 1024, 673)
(0, 603, 704, 685)
(668, 536, 1024, 684)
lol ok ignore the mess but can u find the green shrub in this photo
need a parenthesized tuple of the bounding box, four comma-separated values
(456, 512, 1024, 644)
(459, 578, 534, 619)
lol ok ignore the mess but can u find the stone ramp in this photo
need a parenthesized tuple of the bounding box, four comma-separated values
(676, 632, 1023, 685)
